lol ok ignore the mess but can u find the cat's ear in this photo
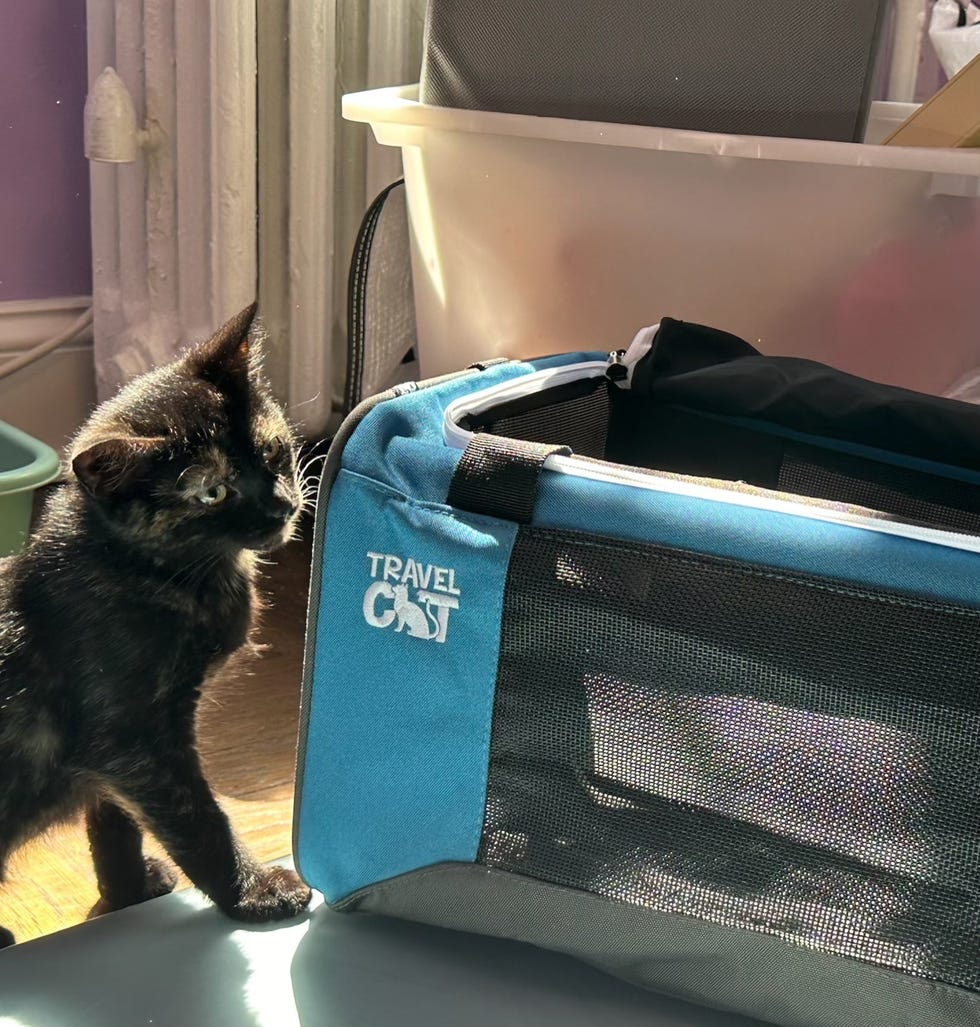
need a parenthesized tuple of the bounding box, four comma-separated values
(188, 302, 260, 385)
(72, 437, 165, 498)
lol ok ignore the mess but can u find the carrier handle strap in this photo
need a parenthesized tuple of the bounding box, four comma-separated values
(447, 433, 570, 524)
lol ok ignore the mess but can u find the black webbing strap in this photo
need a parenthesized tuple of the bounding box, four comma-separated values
(446, 433, 570, 523)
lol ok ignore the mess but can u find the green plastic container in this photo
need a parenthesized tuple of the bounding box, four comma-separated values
(0, 420, 61, 557)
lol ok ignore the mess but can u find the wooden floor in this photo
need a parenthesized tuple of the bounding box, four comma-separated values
(0, 527, 313, 945)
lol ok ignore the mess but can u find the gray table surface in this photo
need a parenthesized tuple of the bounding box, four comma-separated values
(0, 877, 764, 1027)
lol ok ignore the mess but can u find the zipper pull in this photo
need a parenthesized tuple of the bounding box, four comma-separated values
(605, 349, 628, 383)
(605, 323, 661, 387)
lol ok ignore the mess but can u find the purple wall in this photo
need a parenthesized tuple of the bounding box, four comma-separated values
(0, 1, 91, 302)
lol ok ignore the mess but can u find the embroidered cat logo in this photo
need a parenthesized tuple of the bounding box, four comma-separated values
(362, 552, 460, 644)
(392, 584, 438, 639)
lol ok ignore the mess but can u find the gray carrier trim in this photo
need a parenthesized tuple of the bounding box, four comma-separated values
(339, 863, 980, 1027)
(291, 367, 511, 883)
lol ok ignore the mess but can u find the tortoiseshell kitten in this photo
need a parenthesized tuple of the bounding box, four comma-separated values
(0, 304, 311, 947)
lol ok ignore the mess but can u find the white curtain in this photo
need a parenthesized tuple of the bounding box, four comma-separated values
(87, 0, 425, 437)
(86, 0, 258, 403)
(257, 0, 426, 436)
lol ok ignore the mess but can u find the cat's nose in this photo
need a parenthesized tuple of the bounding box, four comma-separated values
(269, 492, 298, 523)
(269, 501, 293, 523)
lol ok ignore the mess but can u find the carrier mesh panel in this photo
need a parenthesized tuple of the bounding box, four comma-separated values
(483, 384, 609, 460)
(462, 385, 980, 536)
(357, 183, 417, 400)
(780, 444, 980, 536)
(479, 528, 980, 991)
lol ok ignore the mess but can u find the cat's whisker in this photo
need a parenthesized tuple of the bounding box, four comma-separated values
(289, 392, 322, 410)
(298, 453, 328, 483)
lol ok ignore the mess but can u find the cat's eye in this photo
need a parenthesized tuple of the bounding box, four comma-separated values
(263, 437, 283, 464)
(198, 483, 228, 506)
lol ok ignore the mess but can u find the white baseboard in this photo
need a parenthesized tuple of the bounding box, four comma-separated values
(0, 295, 94, 354)
(0, 295, 97, 454)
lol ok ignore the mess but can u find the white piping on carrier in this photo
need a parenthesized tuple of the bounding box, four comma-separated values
(443, 328, 980, 556)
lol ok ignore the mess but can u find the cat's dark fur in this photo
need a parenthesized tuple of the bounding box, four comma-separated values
(0, 304, 311, 947)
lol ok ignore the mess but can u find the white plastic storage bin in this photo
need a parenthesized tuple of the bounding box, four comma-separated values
(344, 86, 980, 397)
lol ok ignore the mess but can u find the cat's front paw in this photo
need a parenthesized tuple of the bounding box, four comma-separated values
(225, 866, 312, 923)
(0, 926, 14, 949)
(138, 855, 180, 901)
(89, 856, 179, 918)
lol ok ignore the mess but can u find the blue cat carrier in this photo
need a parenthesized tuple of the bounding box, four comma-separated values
(295, 318, 980, 1027)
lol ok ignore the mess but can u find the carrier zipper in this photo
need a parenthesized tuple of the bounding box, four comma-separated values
(442, 333, 657, 426)
(444, 359, 611, 431)
(443, 360, 980, 556)
(616, 323, 661, 385)
(605, 350, 628, 383)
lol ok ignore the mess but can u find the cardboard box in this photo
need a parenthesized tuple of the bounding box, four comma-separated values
(885, 51, 980, 147)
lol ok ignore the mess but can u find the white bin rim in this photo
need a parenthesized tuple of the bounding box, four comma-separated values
(344, 84, 980, 176)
